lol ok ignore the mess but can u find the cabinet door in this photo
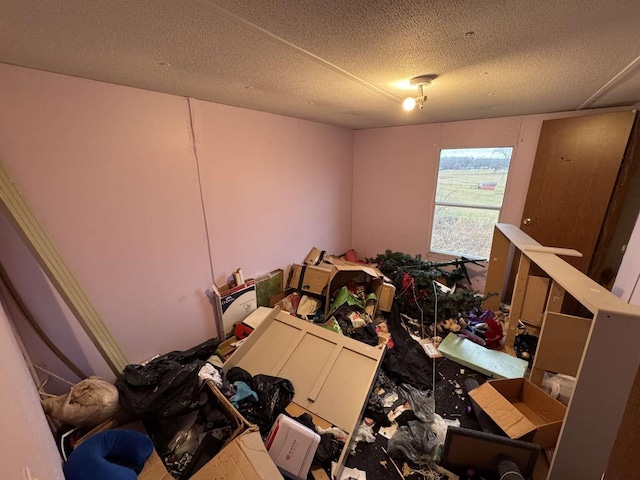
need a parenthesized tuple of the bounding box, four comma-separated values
(521, 111, 635, 273)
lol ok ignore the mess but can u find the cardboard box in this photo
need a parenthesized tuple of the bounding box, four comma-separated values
(139, 429, 281, 480)
(325, 264, 386, 316)
(266, 414, 321, 480)
(207, 280, 257, 337)
(303, 247, 326, 266)
(288, 264, 332, 295)
(137, 380, 283, 480)
(469, 377, 566, 449)
(377, 281, 395, 312)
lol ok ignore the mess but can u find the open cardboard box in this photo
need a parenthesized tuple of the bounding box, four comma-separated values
(288, 263, 395, 313)
(325, 264, 395, 315)
(469, 377, 566, 449)
(141, 379, 282, 480)
(81, 380, 283, 480)
(288, 263, 333, 296)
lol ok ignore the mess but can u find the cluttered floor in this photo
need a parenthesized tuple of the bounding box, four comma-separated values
(43, 248, 569, 480)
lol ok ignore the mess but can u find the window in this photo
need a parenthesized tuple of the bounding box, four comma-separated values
(430, 147, 513, 258)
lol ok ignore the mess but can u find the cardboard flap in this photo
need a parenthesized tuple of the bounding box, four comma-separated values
(329, 264, 382, 279)
(470, 383, 537, 439)
(192, 430, 283, 480)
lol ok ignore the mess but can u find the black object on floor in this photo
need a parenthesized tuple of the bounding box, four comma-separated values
(441, 426, 539, 479)
(463, 378, 504, 436)
(346, 357, 489, 478)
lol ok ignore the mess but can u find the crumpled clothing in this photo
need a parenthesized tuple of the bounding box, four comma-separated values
(198, 363, 223, 387)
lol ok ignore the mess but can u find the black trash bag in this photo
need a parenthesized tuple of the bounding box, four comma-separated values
(116, 338, 218, 418)
(514, 333, 538, 367)
(383, 304, 433, 390)
(315, 433, 343, 466)
(364, 391, 391, 427)
(236, 374, 295, 434)
(225, 366, 255, 389)
(387, 420, 439, 465)
(352, 324, 379, 346)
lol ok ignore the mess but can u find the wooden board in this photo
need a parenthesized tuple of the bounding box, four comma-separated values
(533, 312, 592, 378)
(223, 309, 384, 480)
(520, 276, 550, 326)
(482, 223, 640, 479)
(520, 111, 635, 273)
(0, 157, 128, 374)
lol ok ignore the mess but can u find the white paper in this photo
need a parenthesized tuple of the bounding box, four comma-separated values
(331, 463, 367, 480)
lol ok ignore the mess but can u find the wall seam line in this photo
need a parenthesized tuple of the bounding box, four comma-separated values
(186, 97, 216, 281)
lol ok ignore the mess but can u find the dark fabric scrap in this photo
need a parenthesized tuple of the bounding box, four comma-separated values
(383, 304, 433, 390)
(352, 323, 379, 346)
(315, 433, 342, 466)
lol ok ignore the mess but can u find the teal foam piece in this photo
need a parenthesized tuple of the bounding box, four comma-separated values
(438, 333, 528, 379)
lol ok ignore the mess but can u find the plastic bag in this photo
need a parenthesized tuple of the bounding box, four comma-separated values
(226, 367, 295, 434)
(430, 413, 460, 447)
(116, 338, 218, 418)
(399, 384, 435, 423)
(542, 372, 576, 405)
(42, 376, 120, 428)
(350, 421, 376, 454)
(387, 420, 439, 464)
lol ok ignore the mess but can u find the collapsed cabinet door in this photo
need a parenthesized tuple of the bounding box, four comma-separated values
(223, 310, 383, 432)
(521, 111, 635, 273)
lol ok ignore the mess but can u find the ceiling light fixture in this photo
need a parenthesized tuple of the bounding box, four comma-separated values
(403, 75, 435, 111)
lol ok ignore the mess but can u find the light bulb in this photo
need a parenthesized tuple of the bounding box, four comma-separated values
(403, 97, 417, 111)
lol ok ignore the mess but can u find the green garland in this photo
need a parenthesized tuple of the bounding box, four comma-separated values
(369, 250, 490, 323)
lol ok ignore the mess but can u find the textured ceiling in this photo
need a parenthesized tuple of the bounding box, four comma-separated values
(1, 0, 639, 129)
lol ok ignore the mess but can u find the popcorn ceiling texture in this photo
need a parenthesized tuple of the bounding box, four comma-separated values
(0, 0, 639, 129)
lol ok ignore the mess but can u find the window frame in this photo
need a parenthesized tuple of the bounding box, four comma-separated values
(429, 146, 514, 259)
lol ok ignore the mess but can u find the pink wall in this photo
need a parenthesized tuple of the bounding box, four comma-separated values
(0, 212, 114, 391)
(0, 303, 65, 479)
(352, 107, 631, 292)
(0, 64, 352, 390)
(0, 64, 216, 375)
(190, 100, 352, 285)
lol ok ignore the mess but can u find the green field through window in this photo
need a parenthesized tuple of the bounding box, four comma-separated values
(431, 147, 513, 258)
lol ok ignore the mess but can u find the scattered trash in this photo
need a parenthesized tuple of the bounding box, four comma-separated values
(399, 384, 435, 423)
(350, 421, 376, 453)
(378, 422, 399, 439)
(382, 391, 399, 408)
(332, 463, 367, 480)
(387, 420, 439, 464)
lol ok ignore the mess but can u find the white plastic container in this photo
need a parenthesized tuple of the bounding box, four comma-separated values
(266, 414, 321, 480)
(542, 372, 576, 406)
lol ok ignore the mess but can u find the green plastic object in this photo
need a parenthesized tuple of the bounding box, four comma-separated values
(437, 333, 528, 379)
